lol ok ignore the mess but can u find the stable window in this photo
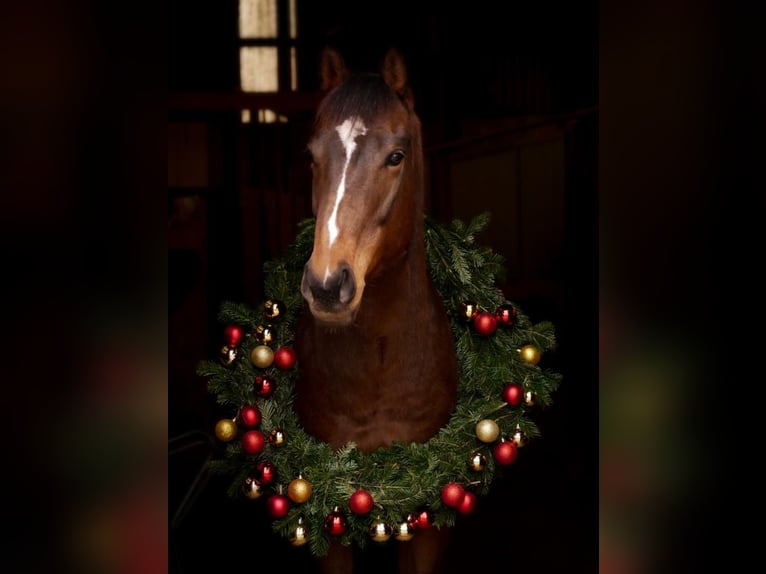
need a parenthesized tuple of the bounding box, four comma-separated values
(239, 0, 298, 123)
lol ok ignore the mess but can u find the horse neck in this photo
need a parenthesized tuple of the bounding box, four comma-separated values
(356, 214, 434, 334)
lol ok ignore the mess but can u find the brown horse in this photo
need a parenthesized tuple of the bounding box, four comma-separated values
(294, 47, 459, 573)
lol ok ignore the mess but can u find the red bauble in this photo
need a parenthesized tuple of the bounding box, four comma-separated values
(224, 324, 245, 347)
(241, 430, 265, 455)
(501, 383, 524, 407)
(493, 439, 519, 466)
(253, 374, 276, 398)
(440, 482, 465, 508)
(266, 494, 290, 519)
(495, 304, 517, 327)
(349, 489, 374, 515)
(324, 509, 347, 536)
(239, 405, 261, 428)
(255, 460, 276, 485)
(273, 346, 297, 371)
(410, 508, 434, 529)
(457, 492, 478, 515)
(473, 312, 497, 336)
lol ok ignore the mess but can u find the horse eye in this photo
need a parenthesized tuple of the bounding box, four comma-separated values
(386, 151, 405, 167)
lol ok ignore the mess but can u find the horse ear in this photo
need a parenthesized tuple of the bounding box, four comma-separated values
(381, 48, 414, 107)
(319, 46, 348, 91)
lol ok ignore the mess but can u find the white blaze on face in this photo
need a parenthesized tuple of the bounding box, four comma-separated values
(327, 116, 367, 253)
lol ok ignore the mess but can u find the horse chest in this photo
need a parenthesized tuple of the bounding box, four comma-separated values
(294, 324, 453, 450)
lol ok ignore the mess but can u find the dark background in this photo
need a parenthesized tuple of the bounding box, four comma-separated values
(169, 1, 597, 573)
(1, 0, 751, 572)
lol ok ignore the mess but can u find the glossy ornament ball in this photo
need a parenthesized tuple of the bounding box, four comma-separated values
(493, 439, 518, 466)
(394, 521, 415, 541)
(254, 324, 274, 345)
(460, 301, 479, 321)
(268, 428, 286, 447)
(289, 517, 308, 547)
(214, 419, 237, 442)
(242, 477, 264, 500)
(254, 460, 276, 485)
(239, 405, 261, 428)
(273, 346, 297, 371)
(440, 482, 465, 508)
(266, 494, 290, 519)
(324, 508, 347, 536)
(369, 521, 393, 543)
(411, 508, 434, 529)
(288, 476, 312, 503)
(502, 382, 524, 407)
(475, 419, 500, 443)
(519, 344, 541, 365)
(219, 345, 237, 366)
(224, 324, 245, 347)
(512, 424, 527, 448)
(469, 452, 487, 472)
(457, 491, 478, 515)
(250, 345, 274, 368)
(495, 304, 517, 327)
(241, 430, 265, 455)
(253, 374, 276, 398)
(263, 298, 285, 320)
(349, 489, 374, 515)
(473, 312, 497, 336)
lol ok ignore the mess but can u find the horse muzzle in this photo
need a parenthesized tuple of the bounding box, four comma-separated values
(300, 261, 359, 325)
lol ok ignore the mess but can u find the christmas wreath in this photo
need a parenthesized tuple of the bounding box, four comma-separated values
(197, 213, 561, 557)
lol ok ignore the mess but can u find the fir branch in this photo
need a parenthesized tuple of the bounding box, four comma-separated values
(217, 301, 259, 327)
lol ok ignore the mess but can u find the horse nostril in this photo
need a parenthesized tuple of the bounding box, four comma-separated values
(338, 265, 356, 305)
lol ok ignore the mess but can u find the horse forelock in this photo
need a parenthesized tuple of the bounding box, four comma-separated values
(315, 73, 407, 129)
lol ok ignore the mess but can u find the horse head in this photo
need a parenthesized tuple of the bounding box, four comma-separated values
(300, 47, 423, 325)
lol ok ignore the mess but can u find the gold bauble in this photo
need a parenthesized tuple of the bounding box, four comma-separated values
(469, 451, 487, 471)
(242, 477, 264, 500)
(519, 344, 541, 365)
(394, 521, 415, 542)
(475, 419, 500, 443)
(287, 476, 312, 503)
(369, 521, 393, 543)
(250, 344, 274, 368)
(214, 418, 237, 442)
(289, 517, 309, 547)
